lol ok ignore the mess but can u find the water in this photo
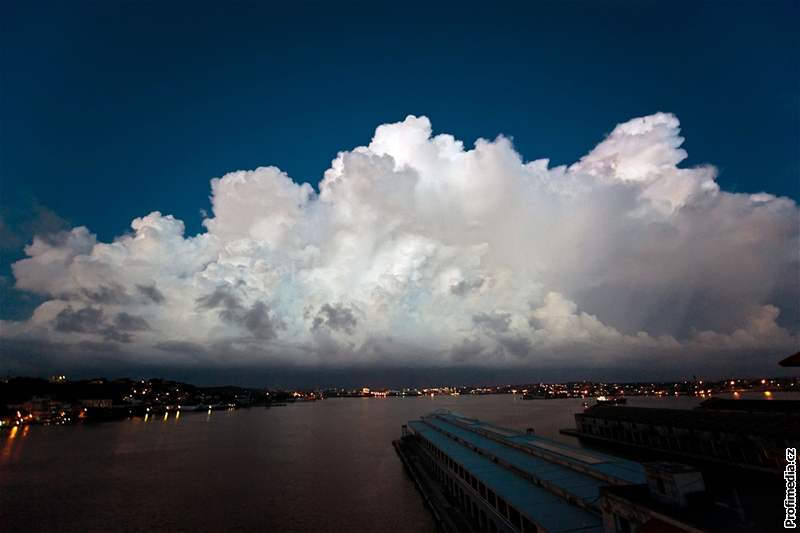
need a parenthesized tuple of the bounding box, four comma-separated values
(0, 395, 701, 532)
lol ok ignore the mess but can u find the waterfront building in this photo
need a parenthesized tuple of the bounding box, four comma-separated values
(395, 411, 733, 533)
(79, 398, 113, 409)
(563, 403, 798, 473)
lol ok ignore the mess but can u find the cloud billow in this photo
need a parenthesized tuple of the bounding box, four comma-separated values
(1, 113, 797, 374)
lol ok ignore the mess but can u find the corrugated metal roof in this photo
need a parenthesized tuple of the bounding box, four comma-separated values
(422, 416, 642, 507)
(437, 413, 646, 484)
(409, 420, 603, 533)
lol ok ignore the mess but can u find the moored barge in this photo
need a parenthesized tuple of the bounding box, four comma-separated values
(396, 410, 754, 532)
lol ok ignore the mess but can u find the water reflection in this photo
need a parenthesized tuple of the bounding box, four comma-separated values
(1, 425, 19, 464)
(1, 394, 792, 533)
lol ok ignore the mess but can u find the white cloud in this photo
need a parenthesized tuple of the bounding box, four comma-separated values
(2, 113, 797, 373)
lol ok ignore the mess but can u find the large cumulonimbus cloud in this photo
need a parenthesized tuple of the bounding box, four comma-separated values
(1, 113, 798, 374)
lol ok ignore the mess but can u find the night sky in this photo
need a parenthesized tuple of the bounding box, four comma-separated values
(1, 1, 798, 385)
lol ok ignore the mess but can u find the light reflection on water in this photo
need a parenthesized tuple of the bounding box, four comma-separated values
(0, 392, 793, 532)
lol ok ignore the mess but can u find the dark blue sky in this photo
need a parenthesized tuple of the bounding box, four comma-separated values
(1, 0, 798, 318)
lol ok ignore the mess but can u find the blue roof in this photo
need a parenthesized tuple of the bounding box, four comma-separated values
(409, 420, 603, 533)
(423, 416, 609, 509)
(437, 413, 646, 485)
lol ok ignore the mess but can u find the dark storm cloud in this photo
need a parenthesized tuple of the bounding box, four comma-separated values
(136, 283, 165, 304)
(54, 306, 105, 333)
(101, 328, 132, 343)
(197, 288, 282, 340)
(450, 277, 485, 296)
(472, 312, 512, 334)
(498, 335, 532, 359)
(80, 284, 130, 305)
(155, 340, 209, 355)
(243, 301, 283, 340)
(312, 303, 358, 334)
(196, 287, 242, 314)
(449, 338, 485, 363)
(53, 307, 148, 344)
(113, 312, 150, 331)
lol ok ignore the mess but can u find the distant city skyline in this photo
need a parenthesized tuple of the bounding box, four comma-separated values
(1, 1, 798, 382)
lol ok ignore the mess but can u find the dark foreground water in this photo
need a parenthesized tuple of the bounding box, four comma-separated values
(0, 395, 703, 532)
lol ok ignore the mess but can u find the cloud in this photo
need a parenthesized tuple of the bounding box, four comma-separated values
(54, 307, 104, 334)
(51, 306, 150, 344)
(196, 286, 283, 340)
(312, 303, 358, 335)
(114, 312, 150, 332)
(136, 284, 165, 304)
(1, 113, 797, 376)
(81, 284, 130, 305)
(473, 312, 511, 334)
(242, 301, 283, 340)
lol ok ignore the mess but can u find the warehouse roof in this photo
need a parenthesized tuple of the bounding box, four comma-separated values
(409, 420, 603, 533)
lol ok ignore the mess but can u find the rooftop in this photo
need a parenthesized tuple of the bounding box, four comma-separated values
(779, 351, 800, 367)
(431, 412, 646, 485)
(602, 484, 753, 533)
(407, 410, 649, 533)
(409, 420, 603, 533)
(698, 397, 800, 413)
(578, 404, 800, 440)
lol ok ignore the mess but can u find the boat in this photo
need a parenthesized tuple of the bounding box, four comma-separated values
(395, 411, 657, 533)
(522, 393, 550, 400)
(594, 396, 626, 405)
